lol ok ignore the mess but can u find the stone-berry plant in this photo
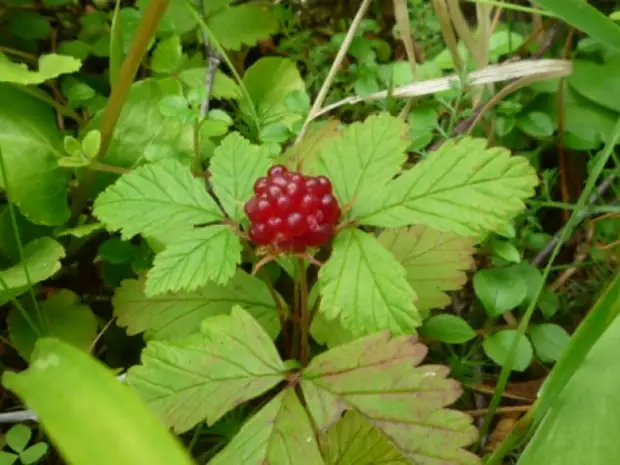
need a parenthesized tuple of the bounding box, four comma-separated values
(92, 112, 538, 464)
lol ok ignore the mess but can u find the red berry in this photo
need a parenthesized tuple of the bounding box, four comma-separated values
(285, 180, 304, 199)
(299, 194, 318, 214)
(268, 165, 288, 177)
(270, 175, 288, 188)
(266, 185, 284, 200)
(249, 223, 272, 244)
(305, 224, 334, 247)
(315, 176, 332, 195)
(254, 177, 269, 195)
(275, 195, 293, 214)
(319, 194, 340, 224)
(286, 212, 307, 237)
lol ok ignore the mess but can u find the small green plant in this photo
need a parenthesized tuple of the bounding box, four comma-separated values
(0, 425, 48, 465)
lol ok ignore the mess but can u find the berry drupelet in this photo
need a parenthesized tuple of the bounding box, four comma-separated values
(244, 165, 341, 252)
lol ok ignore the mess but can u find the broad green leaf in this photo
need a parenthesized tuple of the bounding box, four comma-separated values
(310, 309, 356, 349)
(518, 112, 554, 138)
(207, 4, 279, 51)
(2, 339, 195, 465)
(320, 411, 408, 465)
(0, 53, 81, 85)
(474, 266, 528, 317)
(518, 310, 620, 465)
(6, 425, 31, 453)
(302, 332, 480, 464)
(378, 225, 474, 315)
(483, 329, 533, 372)
(315, 113, 409, 218)
(318, 228, 420, 337)
(0, 86, 70, 225)
(210, 132, 271, 222)
(93, 159, 223, 240)
(0, 238, 65, 305)
(19, 443, 48, 464)
(8, 10, 50, 40)
(87, 79, 194, 189)
(0, 452, 17, 465)
(8, 290, 97, 362)
(138, 0, 197, 35)
(529, 324, 571, 363)
(0, 207, 51, 264)
(203, 0, 231, 17)
(128, 307, 285, 433)
(55, 222, 104, 239)
(568, 59, 620, 113)
(113, 269, 283, 340)
(359, 137, 538, 236)
(422, 314, 477, 344)
(210, 388, 324, 465)
(145, 226, 242, 296)
(177, 68, 241, 100)
(151, 35, 182, 74)
(281, 120, 343, 173)
(242, 57, 307, 129)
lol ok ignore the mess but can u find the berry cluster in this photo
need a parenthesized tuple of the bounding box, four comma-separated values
(244, 165, 341, 252)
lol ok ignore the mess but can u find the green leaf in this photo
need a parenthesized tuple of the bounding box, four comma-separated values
(568, 59, 620, 113)
(473, 266, 528, 317)
(9, 11, 50, 40)
(422, 314, 477, 344)
(19, 443, 48, 465)
(207, 4, 279, 51)
(489, 237, 521, 263)
(2, 339, 195, 465)
(98, 238, 135, 264)
(128, 307, 285, 433)
(377, 225, 474, 315)
(538, 289, 560, 319)
(55, 222, 104, 239)
(242, 57, 307, 129)
(210, 132, 271, 222)
(0, 53, 81, 85)
(113, 269, 283, 341)
(529, 323, 571, 362)
(0, 452, 17, 465)
(210, 387, 323, 464)
(315, 113, 409, 218)
(151, 35, 182, 74)
(81, 130, 101, 159)
(177, 68, 241, 100)
(203, 0, 231, 18)
(310, 309, 357, 349)
(145, 226, 241, 296)
(0, 238, 65, 305)
(320, 411, 408, 464)
(8, 290, 97, 362)
(6, 425, 31, 453)
(302, 332, 480, 464)
(518, 111, 554, 138)
(359, 137, 539, 236)
(109, 0, 123, 87)
(483, 329, 533, 372)
(319, 228, 419, 337)
(0, 208, 51, 264)
(93, 159, 223, 240)
(0, 85, 70, 225)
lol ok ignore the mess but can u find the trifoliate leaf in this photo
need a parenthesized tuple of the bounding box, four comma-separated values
(8, 290, 97, 361)
(378, 225, 474, 315)
(145, 226, 241, 296)
(210, 132, 271, 222)
(210, 387, 323, 464)
(315, 113, 409, 218)
(113, 269, 283, 340)
(359, 137, 539, 236)
(128, 307, 286, 433)
(318, 228, 420, 337)
(0, 53, 81, 85)
(301, 332, 480, 464)
(422, 314, 477, 344)
(207, 4, 279, 51)
(19, 443, 48, 464)
(6, 425, 31, 453)
(0, 238, 65, 305)
(320, 411, 408, 465)
(0, 86, 70, 225)
(242, 57, 307, 129)
(483, 329, 533, 372)
(93, 159, 223, 240)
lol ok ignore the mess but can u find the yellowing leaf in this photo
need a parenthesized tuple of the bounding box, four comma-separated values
(145, 226, 242, 296)
(210, 388, 324, 465)
(301, 332, 480, 464)
(318, 228, 420, 337)
(93, 159, 223, 240)
(0, 53, 81, 85)
(360, 137, 539, 236)
(128, 307, 286, 433)
(378, 225, 475, 315)
(113, 270, 283, 341)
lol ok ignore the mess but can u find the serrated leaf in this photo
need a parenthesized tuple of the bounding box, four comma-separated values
(210, 387, 323, 464)
(242, 57, 307, 129)
(321, 411, 408, 465)
(422, 314, 477, 344)
(359, 137, 539, 236)
(310, 309, 356, 349)
(0, 53, 81, 85)
(8, 290, 97, 362)
(207, 5, 279, 51)
(280, 120, 343, 173)
(145, 226, 241, 296)
(483, 329, 533, 372)
(210, 132, 271, 222)
(151, 35, 182, 74)
(319, 228, 419, 337)
(378, 225, 474, 314)
(301, 332, 480, 464)
(6, 425, 31, 453)
(0, 86, 70, 225)
(128, 307, 286, 433)
(0, 238, 65, 305)
(113, 269, 283, 341)
(93, 159, 223, 240)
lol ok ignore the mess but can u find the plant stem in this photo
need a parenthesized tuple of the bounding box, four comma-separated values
(263, 273, 290, 355)
(11, 84, 82, 123)
(298, 258, 310, 365)
(68, 0, 170, 224)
